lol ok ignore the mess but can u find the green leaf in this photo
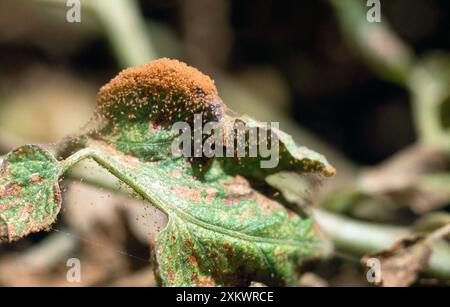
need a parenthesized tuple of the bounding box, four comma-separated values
(0, 58, 335, 286)
(0, 145, 62, 243)
(77, 59, 334, 285)
(65, 144, 318, 286)
(217, 115, 336, 180)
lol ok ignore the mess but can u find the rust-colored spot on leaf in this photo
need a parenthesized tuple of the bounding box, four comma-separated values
(184, 239, 194, 250)
(29, 175, 43, 183)
(166, 268, 174, 282)
(173, 185, 202, 202)
(187, 255, 198, 267)
(4, 184, 21, 197)
(194, 275, 216, 287)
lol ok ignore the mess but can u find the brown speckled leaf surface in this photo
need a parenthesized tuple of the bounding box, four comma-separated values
(0, 58, 335, 286)
(0, 145, 61, 243)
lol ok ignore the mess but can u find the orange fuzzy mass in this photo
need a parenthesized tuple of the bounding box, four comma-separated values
(96, 58, 222, 121)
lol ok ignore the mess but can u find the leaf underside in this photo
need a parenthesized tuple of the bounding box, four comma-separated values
(0, 58, 335, 286)
(81, 140, 319, 286)
(0, 145, 61, 243)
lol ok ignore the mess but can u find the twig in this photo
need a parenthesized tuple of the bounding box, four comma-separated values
(37, 0, 157, 67)
(329, 0, 450, 148)
(313, 209, 450, 280)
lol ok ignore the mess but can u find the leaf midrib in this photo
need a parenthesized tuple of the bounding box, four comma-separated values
(67, 148, 315, 249)
(119, 159, 314, 248)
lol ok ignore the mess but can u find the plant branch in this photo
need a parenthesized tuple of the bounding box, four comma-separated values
(329, 0, 450, 148)
(37, 0, 157, 67)
(313, 209, 450, 280)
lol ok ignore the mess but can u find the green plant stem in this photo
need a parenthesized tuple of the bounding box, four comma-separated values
(329, 0, 450, 148)
(61, 148, 169, 215)
(313, 209, 409, 254)
(408, 64, 440, 142)
(329, 0, 414, 85)
(19, 229, 78, 270)
(313, 209, 450, 280)
(37, 0, 157, 67)
(88, 0, 157, 67)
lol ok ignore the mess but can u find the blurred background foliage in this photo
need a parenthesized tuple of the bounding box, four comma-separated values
(0, 0, 449, 286)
